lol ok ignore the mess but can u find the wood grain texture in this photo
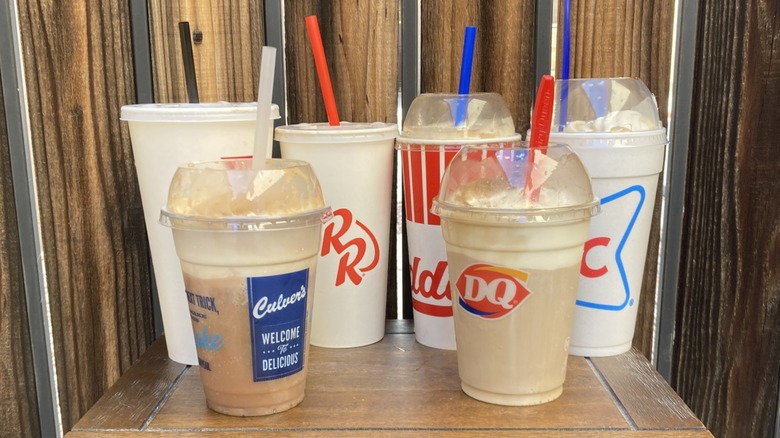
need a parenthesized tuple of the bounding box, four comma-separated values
(148, 0, 264, 103)
(420, 1, 536, 134)
(283, 0, 399, 124)
(151, 335, 626, 430)
(15, 0, 156, 431)
(72, 338, 187, 431)
(66, 431, 715, 438)
(591, 350, 704, 430)
(672, 1, 780, 437)
(559, 0, 675, 359)
(0, 65, 42, 438)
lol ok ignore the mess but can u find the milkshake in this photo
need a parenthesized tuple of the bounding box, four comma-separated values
(433, 143, 599, 406)
(161, 158, 330, 416)
(397, 93, 521, 350)
(548, 77, 667, 357)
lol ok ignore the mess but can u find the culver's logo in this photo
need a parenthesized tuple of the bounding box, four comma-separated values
(252, 285, 307, 320)
(455, 264, 532, 319)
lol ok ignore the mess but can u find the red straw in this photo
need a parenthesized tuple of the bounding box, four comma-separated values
(526, 75, 556, 201)
(305, 15, 340, 126)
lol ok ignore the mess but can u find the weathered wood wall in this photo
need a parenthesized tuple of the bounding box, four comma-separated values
(672, 1, 780, 437)
(1, 1, 777, 437)
(14, 0, 155, 431)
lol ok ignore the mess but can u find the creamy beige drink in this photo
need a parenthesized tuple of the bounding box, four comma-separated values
(433, 143, 598, 406)
(443, 221, 589, 405)
(161, 159, 330, 416)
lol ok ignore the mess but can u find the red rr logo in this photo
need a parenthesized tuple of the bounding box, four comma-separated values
(321, 208, 380, 287)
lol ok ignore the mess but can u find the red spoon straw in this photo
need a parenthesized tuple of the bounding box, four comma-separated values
(526, 75, 556, 201)
(305, 15, 340, 126)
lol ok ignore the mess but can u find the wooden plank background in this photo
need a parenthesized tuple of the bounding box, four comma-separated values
(0, 68, 42, 437)
(420, 0, 536, 134)
(14, 0, 155, 431)
(671, 1, 780, 437)
(1, 1, 778, 437)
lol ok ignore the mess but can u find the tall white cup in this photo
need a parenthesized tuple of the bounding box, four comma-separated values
(276, 122, 398, 348)
(549, 131, 666, 356)
(546, 77, 667, 357)
(121, 103, 279, 364)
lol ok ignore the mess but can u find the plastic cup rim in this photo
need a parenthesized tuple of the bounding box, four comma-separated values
(396, 133, 522, 147)
(274, 122, 398, 142)
(120, 102, 280, 122)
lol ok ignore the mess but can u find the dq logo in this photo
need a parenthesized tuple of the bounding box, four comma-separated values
(455, 264, 532, 319)
(321, 208, 380, 287)
(409, 258, 452, 317)
(577, 184, 645, 311)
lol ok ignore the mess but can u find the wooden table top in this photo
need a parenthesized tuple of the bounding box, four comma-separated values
(68, 321, 712, 437)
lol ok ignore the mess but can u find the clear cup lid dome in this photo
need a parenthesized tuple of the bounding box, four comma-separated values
(552, 78, 662, 133)
(432, 143, 599, 223)
(401, 93, 518, 141)
(160, 159, 331, 231)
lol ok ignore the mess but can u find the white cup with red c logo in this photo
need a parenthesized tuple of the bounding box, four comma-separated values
(276, 122, 397, 348)
(547, 77, 667, 357)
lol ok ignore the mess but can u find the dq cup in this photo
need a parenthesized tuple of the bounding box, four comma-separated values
(397, 93, 521, 350)
(547, 78, 667, 356)
(160, 158, 331, 416)
(121, 103, 280, 365)
(276, 122, 397, 348)
(432, 143, 599, 406)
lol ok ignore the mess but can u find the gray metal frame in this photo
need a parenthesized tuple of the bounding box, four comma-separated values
(0, 1, 60, 436)
(656, 0, 699, 380)
(401, 0, 419, 120)
(534, 0, 553, 89)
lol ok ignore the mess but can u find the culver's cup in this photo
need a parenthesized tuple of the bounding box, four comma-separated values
(160, 158, 331, 416)
(397, 93, 521, 350)
(121, 103, 280, 365)
(276, 122, 397, 348)
(432, 143, 599, 406)
(547, 78, 667, 357)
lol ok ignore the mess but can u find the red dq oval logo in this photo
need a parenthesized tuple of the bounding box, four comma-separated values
(455, 264, 532, 319)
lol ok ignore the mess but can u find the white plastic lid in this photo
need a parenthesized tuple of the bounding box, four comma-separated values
(553, 78, 662, 133)
(120, 102, 280, 122)
(160, 158, 331, 231)
(400, 93, 518, 143)
(432, 143, 599, 224)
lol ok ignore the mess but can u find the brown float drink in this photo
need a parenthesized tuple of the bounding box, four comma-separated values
(161, 158, 330, 416)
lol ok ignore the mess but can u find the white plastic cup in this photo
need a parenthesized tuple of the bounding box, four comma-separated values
(275, 122, 398, 348)
(120, 103, 279, 364)
(549, 129, 666, 356)
(160, 158, 330, 416)
(432, 143, 599, 406)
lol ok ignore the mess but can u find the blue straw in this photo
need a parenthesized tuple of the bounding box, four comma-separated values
(559, 0, 571, 131)
(455, 26, 477, 127)
(458, 26, 477, 94)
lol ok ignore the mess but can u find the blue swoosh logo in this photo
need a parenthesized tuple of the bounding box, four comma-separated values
(576, 185, 645, 311)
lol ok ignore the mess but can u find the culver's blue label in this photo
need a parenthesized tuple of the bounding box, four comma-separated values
(247, 269, 308, 382)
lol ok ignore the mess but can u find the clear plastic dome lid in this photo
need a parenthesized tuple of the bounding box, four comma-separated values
(432, 143, 599, 223)
(400, 93, 518, 141)
(552, 78, 662, 133)
(160, 159, 331, 231)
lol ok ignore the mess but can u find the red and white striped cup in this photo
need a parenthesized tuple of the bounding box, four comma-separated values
(397, 135, 521, 349)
